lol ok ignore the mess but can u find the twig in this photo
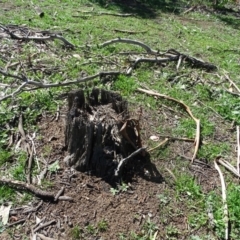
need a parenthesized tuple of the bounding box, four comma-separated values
(137, 88, 200, 162)
(114, 29, 147, 34)
(33, 219, 56, 233)
(158, 135, 195, 142)
(6, 219, 26, 228)
(224, 73, 240, 93)
(214, 160, 229, 240)
(36, 233, 57, 240)
(0, 24, 74, 48)
(148, 138, 169, 152)
(22, 200, 43, 214)
(218, 158, 240, 178)
(115, 147, 146, 176)
(0, 70, 120, 102)
(54, 187, 64, 201)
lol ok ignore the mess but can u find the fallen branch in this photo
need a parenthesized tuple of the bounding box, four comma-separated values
(6, 219, 26, 228)
(114, 29, 147, 34)
(0, 24, 74, 48)
(218, 158, 240, 178)
(54, 186, 64, 201)
(115, 147, 146, 177)
(36, 233, 57, 240)
(0, 70, 120, 102)
(224, 73, 240, 93)
(33, 219, 56, 233)
(99, 38, 158, 54)
(214, 160, 229, 240)
(0, 178, 71, 201)
(137, 88, 200, 162)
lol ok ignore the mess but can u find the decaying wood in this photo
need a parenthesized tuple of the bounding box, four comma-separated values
(37, 233, 57, 240)
(137, 88, 200, 162)
(65, 88, 143, 178)
(6, 219, 26, 228)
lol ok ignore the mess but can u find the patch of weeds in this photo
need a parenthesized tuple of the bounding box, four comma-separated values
(175, 173, 203, 200)
(70, 225, 83, 240)
(118, 233, 127, 240)
(142, 218, 159, 236)
(166, 224, 180, 238)
(174, 118, 195, 138)
(0, 186, 16, 203)
(41, 179, 54, 189)
(188, 211, 208, 230)
(85, 224, 97, 236)
(110, 187, 119, 196)
(118, 182, 129, 192)
(0, 148, 12, 166)
(48, 160, 60, 173)
(113, 74, 137, 96)
(97, 219, 108, 232)
(157, 193, 170, 205)
(198, 142, 230, 160)
(10, 150, 27, 182)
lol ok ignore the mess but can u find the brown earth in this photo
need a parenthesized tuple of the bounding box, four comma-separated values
(1, 102, 224, 240)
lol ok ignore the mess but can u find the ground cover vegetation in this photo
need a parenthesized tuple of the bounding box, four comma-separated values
(0, 0, 240, 239)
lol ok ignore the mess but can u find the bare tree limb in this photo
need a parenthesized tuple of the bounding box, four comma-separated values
(99, 38, 158, 54)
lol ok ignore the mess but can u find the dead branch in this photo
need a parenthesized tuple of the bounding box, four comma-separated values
(6, 219, 26, 228)
(126, 56, 178, 74)
(114, 29, 147, 34)
(224, 73, 240, 93)
(0, 24, 74, 48)
(75, 11, 134, 17)
(33, 219, 56, 233)
(217, 158, 240, 178)
(0, 178, 71, 201)
(99, 38, 158, 54)
(0, 70, 120, 102)
(54, 187, 64, 201)
(22, 200, 43, 214)
(137, 88, 200, 162)
(214, 160, 229, 240)
(36, 234, 57, 240)
(115, 147, 146, 177)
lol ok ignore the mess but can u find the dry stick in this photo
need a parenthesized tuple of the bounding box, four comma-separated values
(54, 186, 65, 201)
(0, 70, 120, 102)
(99, 38, 158, 54)
(26, 144, 34, 184)
(224, 73, 240, 93)
(148, 138, 169, 152)
(114, 29, 147, 34)
(0, 177, 73, 201)
(137, 88, 200, 162)
(22, 200, 43, 214)
(126, 56, 178, 75)
(0, 24, 74, 48)
(214, 160, 229, 240)
(6, 219, 26, 228)
(218, 159, 240, 178)
(33, 219, 56, 233)
(115, 147, 146, 177)
(237, 126, 240, 174)
(36, 233, 57, 240)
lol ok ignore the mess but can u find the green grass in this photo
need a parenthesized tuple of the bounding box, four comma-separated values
(1, 0, 240, 238)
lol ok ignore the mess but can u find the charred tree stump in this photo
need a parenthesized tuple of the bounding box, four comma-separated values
(64, 88, 142, 178)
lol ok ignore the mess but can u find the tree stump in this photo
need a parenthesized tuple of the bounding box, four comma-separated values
(64, 88, 142, 179)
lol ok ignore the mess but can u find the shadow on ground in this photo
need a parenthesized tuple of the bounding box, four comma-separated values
(90, 0, 182, 18)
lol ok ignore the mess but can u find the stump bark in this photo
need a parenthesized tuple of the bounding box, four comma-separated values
(64, 88, 141, 178)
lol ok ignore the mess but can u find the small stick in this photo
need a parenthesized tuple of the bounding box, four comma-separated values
(6, 219, 25, 228)
(33, 219, 56, 233)
(214, 160, 229, 240)
(54, 187, 64, 201)
(23, 200, 43, 214)
(115, 147, 146, 176)
(224, 73, 240, 93)
(218, 159, 240, 178)
(36, 233, 57, 240)
(148, 138, 169, 152)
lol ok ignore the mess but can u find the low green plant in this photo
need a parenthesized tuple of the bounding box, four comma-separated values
(113, 74, 137, 96)
(97, 219, 108, 232)
(70, 225, 82, 240)
(85, 224, 96, 235)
